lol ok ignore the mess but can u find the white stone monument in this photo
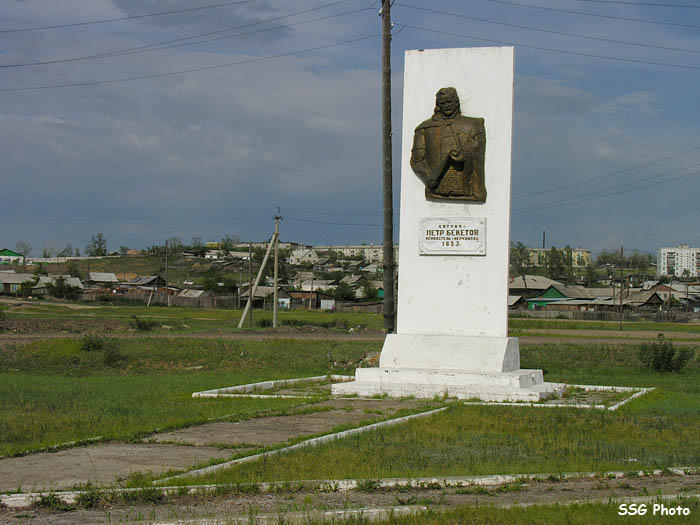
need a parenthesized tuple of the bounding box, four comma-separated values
(333, 47, 563, 401)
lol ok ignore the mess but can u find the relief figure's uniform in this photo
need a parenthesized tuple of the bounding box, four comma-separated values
(411, 112, 486, 202)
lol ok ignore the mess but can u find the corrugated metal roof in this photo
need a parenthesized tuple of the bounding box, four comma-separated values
(88, 272, 119, 283)
(0, 272, 34, 284)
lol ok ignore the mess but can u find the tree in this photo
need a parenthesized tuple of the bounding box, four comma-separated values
(563, 245, 575, 284)
(15, 241, 33, 264)
(58, 242, 74, 257)
(165, 237, 183, 254)
(220, 234, 239, 253)
(543, 247, 565, 279)
(119, 246, 129, 256)
(509, 242, 531, 293)
(86, 233, 107, 256)
(584, 265, 598, 287)
(332, 281, 355, 301)
(361, 280, 378, 300)
(46, 276, 81, 299)
(191, 236, 203, 250)
(67, 260, 83, 279)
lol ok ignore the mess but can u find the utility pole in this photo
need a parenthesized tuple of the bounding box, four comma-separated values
(248, 242, 253, 328)
(165, 239, 170, 307)
(273, 210, 282, 328)
(619, 246, 624, 330)
(238, 232, 278, 329)
(381, 0, 396, 333)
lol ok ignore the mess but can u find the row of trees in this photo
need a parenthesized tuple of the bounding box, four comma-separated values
(14, 233, 110, 259)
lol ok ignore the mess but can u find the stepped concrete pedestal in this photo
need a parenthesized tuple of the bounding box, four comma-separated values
(332, 47, 563, 402)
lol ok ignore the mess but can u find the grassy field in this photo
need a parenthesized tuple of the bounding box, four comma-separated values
(0, 337, 376, 457)
(166, 340, 699, 486)
(1, 302, 385, 332)
(4, 301, 700, 335)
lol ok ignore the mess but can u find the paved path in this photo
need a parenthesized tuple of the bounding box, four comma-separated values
(0, 399, 430, 492)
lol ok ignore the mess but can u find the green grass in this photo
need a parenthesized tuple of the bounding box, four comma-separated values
(363, 498, 700, 524)
(5, 302, 700, 336)
(510, 317, 700, 334)
(171, 342, 699, 486)
(0, 337, 377, 457)
(2, 304, 385, 332)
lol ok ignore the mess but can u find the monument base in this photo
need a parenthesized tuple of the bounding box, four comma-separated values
(332, 335, 565, 402)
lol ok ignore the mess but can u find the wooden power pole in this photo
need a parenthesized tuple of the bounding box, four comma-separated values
(273, 210, 282, 328)
(619, 246, 624, 330)
(381, 0, 396, 333)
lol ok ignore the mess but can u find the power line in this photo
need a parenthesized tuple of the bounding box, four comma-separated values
(0, 0, 259, 33)
(574, 0, 700, 7)
(516, 160, 700, 212)
(486, 0, 700, 30)
(396, 3, 700, 55)
(0, 4, 369, 69)
(284, 207, 382, 217)
(399, 23, 700, 70)
(513, 169, 700, 214)
(286, 216, 383, 227)
(0, 34, 380, 92)
(515, 144, 700, 199)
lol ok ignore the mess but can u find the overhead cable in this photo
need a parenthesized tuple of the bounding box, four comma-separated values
(399, 24, 700, 70)
(396, 3, 700, 55)
(574, 0, 700, 7)
(0, 4, 369, 69)
(0, 34, 380, 91)
(0, 0, 259, 33)
(515, 144, 700, 199)
(513, 169, 700, 214)
(486, 0, 700, 30)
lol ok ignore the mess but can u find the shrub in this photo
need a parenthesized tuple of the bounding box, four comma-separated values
(638, 334, 695, 373)
(256, 318, 273, 328)
(130, 315, 157, 331)
(81, 333, 111, 352)
(103, 345, 125, 367)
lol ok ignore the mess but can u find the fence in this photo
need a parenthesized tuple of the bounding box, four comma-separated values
(509, 308, 700, 323)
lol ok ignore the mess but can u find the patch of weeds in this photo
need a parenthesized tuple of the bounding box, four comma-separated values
(102, 345, 125, 367)
(76, 486, 104, 509)
(256, 318, 273, 328)
(355, 479, 381, 493)
(561, 386, 586, 399)
(33, 493, 75, 512)
(80, 333, 111, 352)
(130, 315, 157, 331)
(639, 334, 696, 372)
(546, 473, 564, 482)
(494, 480, 527, 493)
(455, 485, 491, 495)
(319, 481, 341, 493)
(618, 482, 635, 490)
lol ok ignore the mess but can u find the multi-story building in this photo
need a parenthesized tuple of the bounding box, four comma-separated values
(314, 244, 400, 263)
(657, 244, 700, 278)
(527, 247, 591, 268)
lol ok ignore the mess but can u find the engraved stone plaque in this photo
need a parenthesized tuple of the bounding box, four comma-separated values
(419, 217, 486, 255)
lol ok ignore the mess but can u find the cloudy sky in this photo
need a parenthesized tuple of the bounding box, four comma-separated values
(2, 0, 700, 258)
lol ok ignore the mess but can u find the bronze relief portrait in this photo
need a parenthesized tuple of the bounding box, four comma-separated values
(410, 87, 486, 202)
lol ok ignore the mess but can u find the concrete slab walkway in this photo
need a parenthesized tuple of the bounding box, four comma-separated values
(0, 399, 431, 493)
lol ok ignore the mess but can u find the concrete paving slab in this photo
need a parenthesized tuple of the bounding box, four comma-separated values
(148, 399, 430, 447)
(0, 443, 232, 492)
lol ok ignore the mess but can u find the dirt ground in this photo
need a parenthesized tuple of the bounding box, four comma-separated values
(0, 399, 432, 493)
(1, 473, 697, 524)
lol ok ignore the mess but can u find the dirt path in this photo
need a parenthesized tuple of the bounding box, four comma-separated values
(1, 473, 697, 524)
(3, 330, 699, 347)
